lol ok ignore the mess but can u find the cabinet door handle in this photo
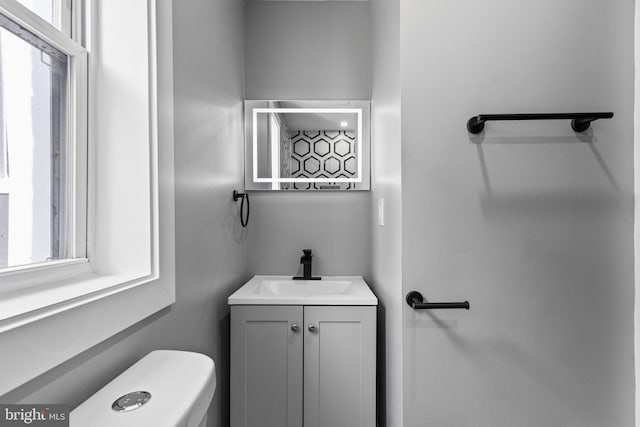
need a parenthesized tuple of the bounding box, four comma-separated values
(308, 324, 317, 333)
(291, 323, 299, 332)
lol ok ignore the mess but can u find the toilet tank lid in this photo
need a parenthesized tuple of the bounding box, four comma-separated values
(70, 350, 216, 427)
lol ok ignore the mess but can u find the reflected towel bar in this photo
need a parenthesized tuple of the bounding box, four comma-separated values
(406, 291, 470, 310)
(466, 112, 614, 134)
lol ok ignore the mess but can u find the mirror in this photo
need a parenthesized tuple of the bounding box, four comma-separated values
(244, 100, 370, 191)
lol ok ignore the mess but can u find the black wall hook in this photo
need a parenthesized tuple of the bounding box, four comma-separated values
(233, 190, 250, 228)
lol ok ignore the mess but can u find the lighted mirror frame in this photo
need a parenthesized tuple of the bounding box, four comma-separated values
(252, 108, 362, 184)
(244, 100, 371, 191)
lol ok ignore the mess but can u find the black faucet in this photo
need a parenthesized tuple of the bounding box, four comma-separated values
(292, 249, 321, 280)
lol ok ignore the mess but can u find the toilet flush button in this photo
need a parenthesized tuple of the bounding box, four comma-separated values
(111, 391, 152, 412)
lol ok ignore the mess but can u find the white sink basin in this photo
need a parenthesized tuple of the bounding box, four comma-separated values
(228, 275, 377, 305)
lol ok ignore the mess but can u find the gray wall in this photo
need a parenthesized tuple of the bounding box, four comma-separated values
(0, 2, 250, 427)
(369, 0, 403, 426)
(401, 1, 634, 426)
(171, 1, 249, 424)
(245, 1, 371, 100)
(247, 191, 370, 276)
(245, 1, 372, 278)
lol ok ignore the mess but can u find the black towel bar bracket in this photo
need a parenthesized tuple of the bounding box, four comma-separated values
(406, 291, 470, 310)
(466, 112, 614, 134)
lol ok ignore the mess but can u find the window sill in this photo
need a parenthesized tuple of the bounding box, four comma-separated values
(0, 266, 174, 396)
(0, 261, 167, 333)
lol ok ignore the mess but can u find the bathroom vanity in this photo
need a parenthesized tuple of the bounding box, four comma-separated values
(229, 276, 377, 427)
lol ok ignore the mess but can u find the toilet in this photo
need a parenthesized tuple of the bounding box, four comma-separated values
(70, 350, 216, 427)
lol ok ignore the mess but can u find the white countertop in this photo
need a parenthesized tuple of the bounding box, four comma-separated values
(228, 275, 378, 306)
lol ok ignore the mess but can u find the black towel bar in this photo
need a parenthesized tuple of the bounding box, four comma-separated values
(466, 112, 613, 134)
(406, 291, 470, 310)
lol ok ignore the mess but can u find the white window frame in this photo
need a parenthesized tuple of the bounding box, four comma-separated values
(0, 0, 175, 395)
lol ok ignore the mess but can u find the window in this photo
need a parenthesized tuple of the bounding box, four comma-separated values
(0, 0, 172, 396)
(15, 0, 68, 32)
(0, 0, 86, 270)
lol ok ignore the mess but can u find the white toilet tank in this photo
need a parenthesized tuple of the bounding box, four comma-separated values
(70, 350, 216, 427)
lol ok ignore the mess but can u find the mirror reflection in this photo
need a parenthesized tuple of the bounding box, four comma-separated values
(244, 100, 370, 191)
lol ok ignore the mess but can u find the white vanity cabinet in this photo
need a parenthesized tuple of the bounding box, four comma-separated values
(230, 305, 303, 427)
(230, 305, 376, 427)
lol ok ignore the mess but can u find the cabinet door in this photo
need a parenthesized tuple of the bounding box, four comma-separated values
(304, 306, 376, 427)
(231, 305, 303, 427)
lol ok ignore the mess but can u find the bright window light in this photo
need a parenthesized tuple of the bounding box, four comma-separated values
(0, 0, 86, 272)
(0, 21, 69, 268)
